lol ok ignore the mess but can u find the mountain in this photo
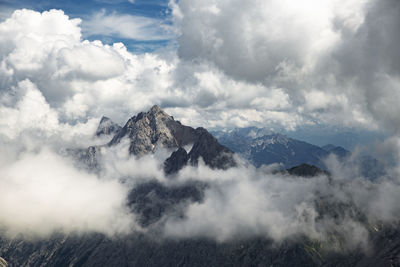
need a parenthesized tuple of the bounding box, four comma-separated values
(0, 231, 352, 267)
(213, 129, 330, 169)
(286, 164, 329, 177)
(0, 164, 369, 267)
(95, 116, 122, 137)
(1, 109, 396, 266)
(322, 144, 350, 159)
(1, 165, 400, 266)
(77, 105, 235, 174)
(108, 105, 199, 156)
(162, 127, 236, 175)
(214, 128, 387, 180)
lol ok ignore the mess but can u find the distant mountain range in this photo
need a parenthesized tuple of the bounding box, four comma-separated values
(212, 127, 385, 179)
(212, 127, 348, 169)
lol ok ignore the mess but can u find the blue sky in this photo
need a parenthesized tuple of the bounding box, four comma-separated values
(0, 0, 172, 52)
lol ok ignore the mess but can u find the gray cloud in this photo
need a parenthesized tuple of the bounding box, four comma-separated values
(329, 0, 400, 132)
(1, 3, 400, 249)
(171, 0, 400, 131)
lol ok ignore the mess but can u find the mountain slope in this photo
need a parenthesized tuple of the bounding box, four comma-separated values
(0, 161, 399, 266)
(75, 105, 236, 174)
(108, 105, 199, 156)
(95, 116, 122, 137)
(214, 129, 329, 169)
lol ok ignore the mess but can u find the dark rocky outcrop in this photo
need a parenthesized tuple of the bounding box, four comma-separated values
(4, 224, 400, 266)
(286, 164, 329, 177)
(164, 147, 189, 175)
(128, 180, 206, 226)
(163, 128, 236, 175)
(1, 163, 400, 266)
(188, 127, 236, 169)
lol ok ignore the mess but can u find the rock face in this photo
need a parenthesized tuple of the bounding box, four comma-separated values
(76, 105, 235, 174)
(96, 116, 122, 137)
(0, 257, 7, 267)
(73, 145, 101, 170)
(128, 180, 206, 226)
(109, 105, 199, 156)
(188, 128, 236, 169)
(220, 132, 328, 169)
(164, 147, 189, 174)
(286, 164, 329, 177)
(103, 105, 235, 174)
(1, 164, 400, 266)
(162, 128, 237, 175)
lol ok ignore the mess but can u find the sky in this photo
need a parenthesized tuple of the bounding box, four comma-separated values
(0, 0, 173, 52)
(1, 0, 400, 248)
(1, 0, 398, 144)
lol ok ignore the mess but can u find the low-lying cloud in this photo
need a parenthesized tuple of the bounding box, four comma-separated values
(1, 115, 400, 251)
(0, 147, 135, 238)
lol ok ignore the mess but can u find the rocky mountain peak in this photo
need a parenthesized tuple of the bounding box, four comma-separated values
(108, 106, 197, 156)
(188, 127, 236, 169)
(97, 106, 237, 173)
(149, 104, 163, 114)
(95, 116, 122, 137)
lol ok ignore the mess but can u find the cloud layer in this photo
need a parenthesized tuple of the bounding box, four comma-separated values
(0, 1, 400, 248)
(2, 1, 399, 132)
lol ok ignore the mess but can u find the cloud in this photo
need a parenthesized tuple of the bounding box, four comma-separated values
(0, 2, 399, 133)
(83, 9, 173, 41)
(173, 0, 367, 83)
(2, 5, 396, 132)
(0, 117, 398, 249)
(154, 154, 397, 249)
(0, 2, 399, 251)
(169, 0, 400, 132)
(0, 147, 135, 238)
(0, 8, 303, 131)
(328, 0, 400, 133)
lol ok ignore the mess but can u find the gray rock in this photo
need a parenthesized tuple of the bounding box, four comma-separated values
(108, 105, 198, 156)
(95, 116, 122, 137)
(0, 257, 7, 267)
(188, 127, 236, 170)
(164, 147, 189, 175)
(67, 145, 101, 170)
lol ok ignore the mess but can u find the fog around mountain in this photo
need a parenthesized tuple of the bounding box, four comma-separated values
(0, 106, 398, 252)
(1, 0, 400, 266)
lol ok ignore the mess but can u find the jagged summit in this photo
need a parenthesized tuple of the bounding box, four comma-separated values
(108, 105, 198, 156)
(163, 127, 237, 174)
(95, 116, 122, 137)
(76, 105, 237, 174)
(149, 104, 162, 113)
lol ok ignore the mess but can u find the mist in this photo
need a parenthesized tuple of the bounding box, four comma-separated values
(1, 1, 400, 254)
